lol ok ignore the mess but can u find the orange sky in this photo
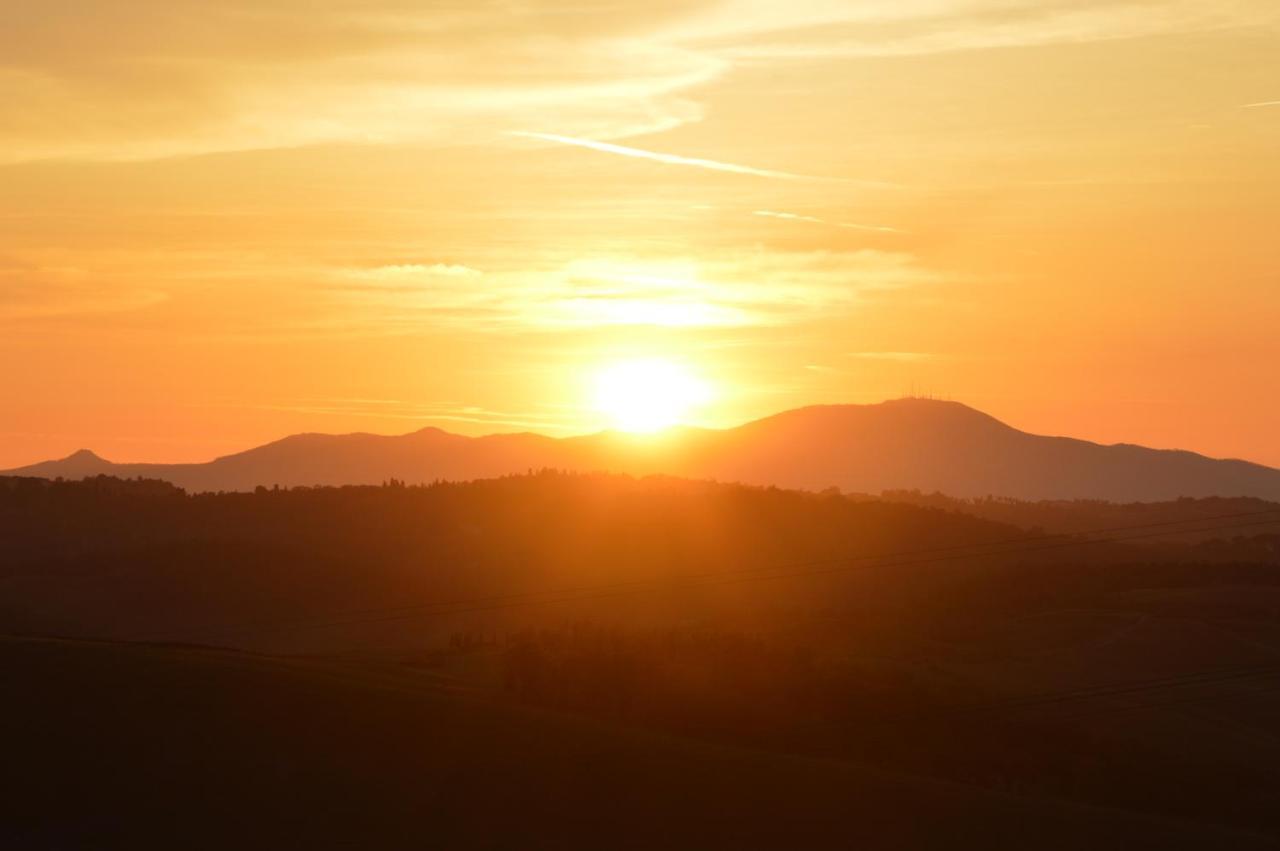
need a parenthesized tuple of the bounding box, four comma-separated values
(2, 1, 1278, 468)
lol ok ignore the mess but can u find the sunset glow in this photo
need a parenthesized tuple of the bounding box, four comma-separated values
(593, 359, 712, 433)
(0, 1, 1277, 468)
(7, 5, 1280, 843)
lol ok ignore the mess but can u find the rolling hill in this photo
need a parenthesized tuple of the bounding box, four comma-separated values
(5, 473, 1279, 842)
(4, 635, 1274, 850)
(6, 399, 1280, 501)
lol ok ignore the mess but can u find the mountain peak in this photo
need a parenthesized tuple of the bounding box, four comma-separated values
(882, 396, 967, 407)
(3, 400, 1277, 501)
(880, 396, 1008, 421)
(745, 398, 1010, 434)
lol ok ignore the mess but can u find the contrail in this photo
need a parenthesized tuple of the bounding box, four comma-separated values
(511, 131, 888, 185)
(1242, 100, 1280, 108)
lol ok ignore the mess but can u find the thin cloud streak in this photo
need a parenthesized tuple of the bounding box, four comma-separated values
(511, 132, 883, 184)
(752, 210, 902, 233)
(848, 351, 934, 362)
(258, 402, 576, 433)
(1242, 100, 1280, 108)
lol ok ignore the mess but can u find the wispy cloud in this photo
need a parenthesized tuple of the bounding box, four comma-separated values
(338, 264, 482, 284)
(0, 266, 168, 320)
(848, 351, 934, 362)
(0, 3, 721, 162)
(694, 1, 1280, 60)
(4, 1, 1276, 162)
(328, 251, 945, 332)
(256, 400, 577, 433)
(360, 264, 480, 278)
(1243, 100, 1280, 109)
(752, 210, 901, 233)
(510, 131, 874, 183)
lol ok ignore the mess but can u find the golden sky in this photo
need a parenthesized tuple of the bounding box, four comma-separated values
(2, 0, 1278, 467)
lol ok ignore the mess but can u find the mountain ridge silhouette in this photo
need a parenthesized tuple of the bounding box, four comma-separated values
(6, 398, 1278, 501)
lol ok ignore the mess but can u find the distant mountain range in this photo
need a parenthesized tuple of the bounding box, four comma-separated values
(6, 399, 1280, 502)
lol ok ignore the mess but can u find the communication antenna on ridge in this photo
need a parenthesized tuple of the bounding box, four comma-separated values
(905, 382, 949, 402)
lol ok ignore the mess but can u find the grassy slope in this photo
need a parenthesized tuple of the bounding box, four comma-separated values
(2, 636, 1274, 851)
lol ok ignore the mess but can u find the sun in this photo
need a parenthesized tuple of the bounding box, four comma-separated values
(593, 359, 711, 433)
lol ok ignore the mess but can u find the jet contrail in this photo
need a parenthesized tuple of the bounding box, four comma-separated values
(511, 131, 888, 185)
(752, 209, 901, 233)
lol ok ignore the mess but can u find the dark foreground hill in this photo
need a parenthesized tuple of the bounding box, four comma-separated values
(3, 635, 1274, 851)
(0, 471, 1061, 652)
(7, 399, 1280, 501)
(4, 474, 1280, 843)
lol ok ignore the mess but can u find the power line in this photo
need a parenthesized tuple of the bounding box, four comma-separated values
(1019, 672, 1280, 726)
(853, 662, 1280, 728)
(959, 662, 1280, 716)
(777, 655, 1280, 741)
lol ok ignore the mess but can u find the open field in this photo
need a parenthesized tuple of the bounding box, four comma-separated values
(5, 635, 1277, 851)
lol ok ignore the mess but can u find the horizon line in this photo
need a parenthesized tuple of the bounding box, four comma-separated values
(2, 397, 1276, 472)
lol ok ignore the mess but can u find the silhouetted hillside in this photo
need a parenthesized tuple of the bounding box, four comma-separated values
(874, 491, 1280, 542)
(7, 399, 1279, 501)
(11, 448, 117, 479)
(3, 474, 1280, 843)
(0, 472, 1068, 651)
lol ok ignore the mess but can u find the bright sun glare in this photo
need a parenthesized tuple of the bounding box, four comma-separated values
(593, 359, 711, 434)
